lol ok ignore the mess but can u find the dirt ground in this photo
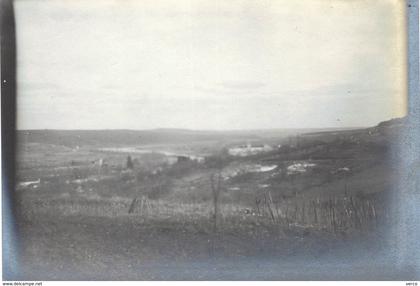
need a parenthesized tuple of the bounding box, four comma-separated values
(9, 211, 410, 280)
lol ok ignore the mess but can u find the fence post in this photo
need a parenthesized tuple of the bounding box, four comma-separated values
(312, 200, 318, 225)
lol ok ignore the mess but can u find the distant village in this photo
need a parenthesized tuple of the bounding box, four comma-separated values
(228, 143, 275, 157)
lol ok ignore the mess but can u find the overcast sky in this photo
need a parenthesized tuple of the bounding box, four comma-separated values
(15, 0, 406, 130)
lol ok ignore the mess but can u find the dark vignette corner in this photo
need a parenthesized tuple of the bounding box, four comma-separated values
(1, 0, 20, 280)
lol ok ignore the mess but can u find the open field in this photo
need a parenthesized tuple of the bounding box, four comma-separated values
(11, 118, 407, 280)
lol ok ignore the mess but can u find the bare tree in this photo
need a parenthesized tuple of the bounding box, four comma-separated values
(126, 155, 134, 170)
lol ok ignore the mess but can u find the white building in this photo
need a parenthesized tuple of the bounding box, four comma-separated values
(228, 143, 273, 157)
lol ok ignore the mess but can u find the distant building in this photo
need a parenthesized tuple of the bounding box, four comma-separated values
(228, 143, 273, 157)
(167, 154, 205, 164)
(177, 155, 190, 162)
(188, 155, 205, 163)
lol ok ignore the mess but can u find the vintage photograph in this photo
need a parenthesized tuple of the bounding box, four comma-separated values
(3, 0, 417, 280)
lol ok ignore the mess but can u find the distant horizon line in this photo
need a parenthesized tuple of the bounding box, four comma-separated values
(16, 126, 369, 132)
(16, 116, 404, 132)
